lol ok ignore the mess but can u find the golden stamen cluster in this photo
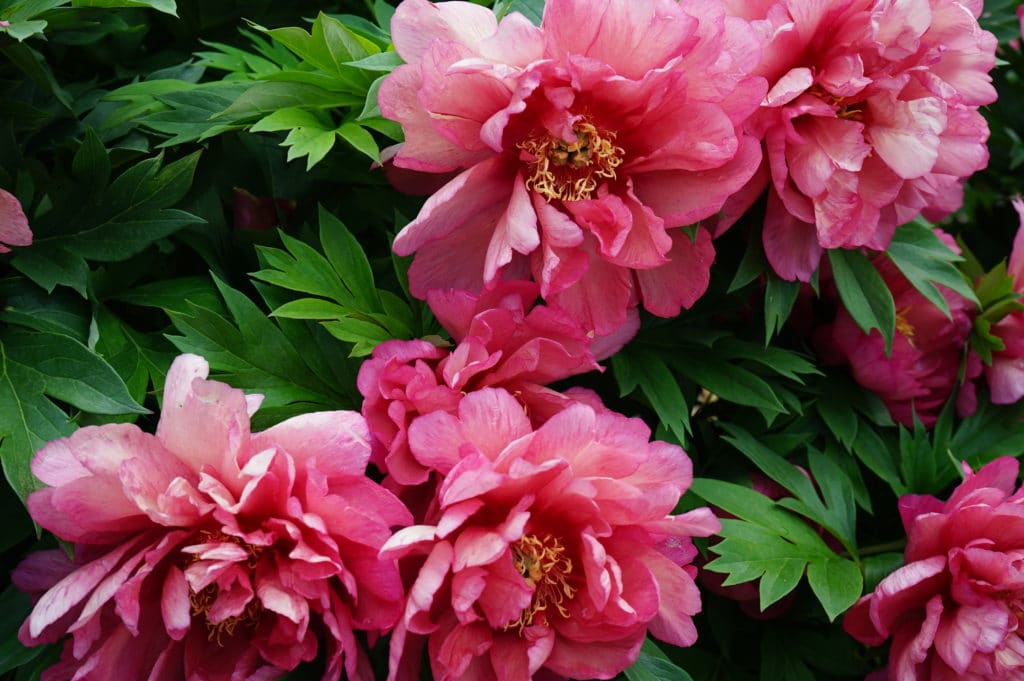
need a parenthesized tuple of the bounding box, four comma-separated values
(507, 533, 577, 632)
(519, 122, 624, 202)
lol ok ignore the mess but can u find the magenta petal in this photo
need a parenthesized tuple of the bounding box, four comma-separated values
(636, 227, 715, 317)
(0, 188, 33, 252)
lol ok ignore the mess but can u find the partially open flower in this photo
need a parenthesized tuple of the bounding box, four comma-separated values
(844, 457, 1024, 679)
(16, 354, 412, 681)
(381, 0, 766, 336)
(381, 387, 719, 681)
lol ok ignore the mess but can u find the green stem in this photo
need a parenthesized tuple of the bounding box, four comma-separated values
(857, 540, 906, 557)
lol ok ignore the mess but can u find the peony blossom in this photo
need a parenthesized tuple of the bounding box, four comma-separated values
(358, 281, 630, 490)
(724, 0, 996, 281)
(15, 354, 412, 681)
(380, 0, 766, 336)
(984, 197, 1024, 404)
(844, 456, 1024, 679)
(0, 187, 33, 252)
(814, 232, 976, 427)
(380, 387, 720, 681)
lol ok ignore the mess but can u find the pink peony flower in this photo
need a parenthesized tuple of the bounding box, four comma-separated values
(16, 354, 412, 681)
(358, 281, 631, 490)
(984, 197, 1024, 404)
(844, 456, 1024, 680)
(380, 387, 720, 681)
(0, 187, 33, 252)
(724, 0, 996, 281)
(814, 232, 976, 427)
(380, 0, 766, 335)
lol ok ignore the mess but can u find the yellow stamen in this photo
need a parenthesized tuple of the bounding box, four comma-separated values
(519, 122, 624, 202)
(506, 534, 577, 632)
(896, 306, 916, 347)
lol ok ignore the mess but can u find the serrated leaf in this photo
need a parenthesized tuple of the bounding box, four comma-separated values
(283, 126, 336, 169)
(828, 248, 896, 353)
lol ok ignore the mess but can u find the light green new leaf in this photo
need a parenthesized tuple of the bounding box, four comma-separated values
(337, 122, 380, 163)
(282, 126, 336, 170)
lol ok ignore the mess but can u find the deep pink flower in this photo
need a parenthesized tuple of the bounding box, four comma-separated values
(380, 0, 766, 335)
(724, 0, 996, 281)
(358, 281, 631, 490)
(984, 198, 1024, 404)
(814, 232, 976, 427)
(0, 187, 33, 252)
(380, 387, 719, 681)
(231, 187, 297, 232)
(844, 456, 1024, 680)
(16, 354, 412, 681)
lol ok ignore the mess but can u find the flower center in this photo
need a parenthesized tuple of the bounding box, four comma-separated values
(185, 530, 265, 645)
(518, 121, 624, 202)
(507, 533, 577, 631)
(810, 85, 864, 121)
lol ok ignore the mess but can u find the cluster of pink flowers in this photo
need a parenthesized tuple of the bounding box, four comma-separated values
(380, 0, 996, 339)
(845, 457, 1024, 679)
(18, 341, 715, 681)
(11, 0, 1019, 680)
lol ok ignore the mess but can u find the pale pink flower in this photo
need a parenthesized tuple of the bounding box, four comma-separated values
(380, 0, 766, 335)
(0, 187, 33, 252)
(844, 456, 1024, 680)
(984, 197, 1024, 404)
(814, 232, 977, 427)
(724, 0, 996, 281)
(16, 354, 412, 681)
(358, 281, 631, 490)
(380, 387, 719, 681)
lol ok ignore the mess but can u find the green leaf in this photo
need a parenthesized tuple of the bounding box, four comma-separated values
(250, 107, 325, 133)
(336, 122, 380, 163)
(318, 207, 381, 311)
(624, 639, 695, 681)
(610, 351, 690, 444)
(271, 299, 350, 320)
(282, 126, 336, 170)
(670, 351, 787, 422)
(0, 585, 44, 674)
(852, 425, 904, 495)
(828, 248, 896, 353)
(45, 152, 204, 261)
(886, 220, 977, 317)
(0, 330, 147, 503)
(216, 82, 361, 119)
(806, 557, 863, 621)
(70, 0, 176, 15)
(10, 248, 89, 297)
(816, 393, 859, 448)
(764, 272, 800, 342)
(492, 0, 544, 24)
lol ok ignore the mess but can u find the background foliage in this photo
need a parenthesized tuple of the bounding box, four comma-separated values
(1, 0, 1023, 679)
